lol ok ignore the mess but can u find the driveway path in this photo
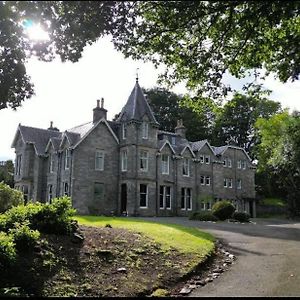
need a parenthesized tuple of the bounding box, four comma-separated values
(137, 217, 300, 297)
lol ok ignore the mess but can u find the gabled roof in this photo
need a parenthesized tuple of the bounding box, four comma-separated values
(116, 81, 159, 125)
(11, 125, 62, 156)
(45, 137, 62, 153)
(180, 144, 196, 158)
(212, 145, 252, 162)
(158, 140, 176, 154)
(191, 139, 215, 154)
(72, 118, 119, 149)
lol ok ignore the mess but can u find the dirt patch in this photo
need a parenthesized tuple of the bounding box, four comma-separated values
(1, 225, 208, 297)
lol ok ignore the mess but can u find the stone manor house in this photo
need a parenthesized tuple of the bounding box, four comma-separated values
(11, 80, 256, 217)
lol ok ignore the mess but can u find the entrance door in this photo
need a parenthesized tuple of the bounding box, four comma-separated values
(121, 184, 127, 214)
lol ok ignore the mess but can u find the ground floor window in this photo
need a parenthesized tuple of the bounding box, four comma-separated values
(181, 188, 192, 210)
(64, 182, 69, 196)
(159, 186, 171, 209)
(48, 184, 53, 203)
(140, 184, 148, 208)
(22, 185, 29, 204)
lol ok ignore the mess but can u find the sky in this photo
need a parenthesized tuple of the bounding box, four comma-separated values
(1, 36, 300, 161)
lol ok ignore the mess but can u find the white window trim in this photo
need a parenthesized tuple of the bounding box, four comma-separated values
(237, 160, 242, 169)
(142, 122, 149, 139)
(206, 176, 211, 186)
(139, 184, 148, 208)
(161, 154, 169, 175)
(187, 188, 192, 211)
(237, 179, 242, 189)
(182, 158, 190, 177)
(140, 150, 149, 171)
(224, 178, 228, 188)
(228, 178, 233, 189)
(228, 158, 232, 168)
(200, 155, 204, 164)
(122, 123, 127, 140)
(205, 155, 210, 164)
(159, 186, 172, 210)
(242, 160, 246, 170)
(49, 153, 54, 173)
(223, 158, 227, 167)
(65, 149, 70, 170)
(121, 150, 127, 172)
(95, 150, 105, 171)
(200, 175, 205, 185)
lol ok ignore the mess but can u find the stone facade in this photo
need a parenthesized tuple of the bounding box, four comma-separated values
(11, 80, 257, 217)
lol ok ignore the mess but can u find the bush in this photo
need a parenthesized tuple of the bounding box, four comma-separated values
(0, 182, 24, 213)
(9, 221, 40, 251)
(212, 200, 235, 221)
(189, 211, 219, 221)
(232, 211, 250, 223)
(0, 232, 16, 266)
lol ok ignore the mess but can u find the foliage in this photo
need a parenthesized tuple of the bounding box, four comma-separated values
(1, 1, 299, 109)
(231, 212, 250, 223)
(112, 1, 300, 99)
(255, 111, 300, 216)
(0, 232, 17, 265)
(189, 211, 218, 222)
(0, 160, 14, 187)
(1, 197, 76, 234)
(212, 200, 235, 221)
(260, 198, 286, 207)
(144, 87, 217, 141)
(0, 182, 24, 213)
(212, 85, 281, 156)
(9, 221, 40, 251)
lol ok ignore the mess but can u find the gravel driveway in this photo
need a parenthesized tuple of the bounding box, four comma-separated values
(137, 217, 300, 297)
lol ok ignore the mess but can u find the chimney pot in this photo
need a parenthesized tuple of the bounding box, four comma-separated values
(97, 99, 100, 108)
(101, 97, 104, 108)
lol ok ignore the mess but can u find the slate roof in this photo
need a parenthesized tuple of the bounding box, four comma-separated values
(116, 81, 159, 125)
(191, 140, 208, 152)
(49, 137, 62, 151)
(212, 145, 229, 156)
(16, 125, 62, 155)
(68, 121, 94, 138)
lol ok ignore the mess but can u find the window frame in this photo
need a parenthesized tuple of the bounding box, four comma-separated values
(205, 155, 210, 164)
(64, 182, 69, 196)
(224, 178, 228, 188)
(182, 157, 190, 177)
(159, 185, 171, 210)
(121, 150, 128, 172)
(228, 158, 232, 168)
(161, 154, 169, 175)
(139, 184, 148, 208)
(237, 179, 242, 189)
(48, 184, 53, 203)
(199, 155, 204, 164)
(140, 150, 149, 171)
(95, 150, 105, 171)
(200, 175, 205, 185)
(65, 149, 71, 170)
(122, 123, 127, 140)
(228, 178, 233, 188)
(15, 154, 22, 175)
(206, 176, 211, 186)
(142, 122, 149, 139)
(237, 160, 242, 169)
(181, 187, 192, 210)
(242, 160, 246, 170)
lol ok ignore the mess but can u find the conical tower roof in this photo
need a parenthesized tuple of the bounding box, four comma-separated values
(117, 80, 159, 125)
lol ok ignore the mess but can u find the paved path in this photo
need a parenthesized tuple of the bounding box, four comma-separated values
(137, 217, 300, 297)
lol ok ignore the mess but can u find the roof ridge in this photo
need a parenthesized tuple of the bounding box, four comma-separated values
(20, 125, 61, 133)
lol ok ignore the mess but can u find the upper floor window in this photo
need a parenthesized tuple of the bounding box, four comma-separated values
(95, 150, 104, 171)
(142, 122, 148, 139)
(161, 154, 169, 175)
(121, 150, 127, 171)
(140, 184, 148, 208)
(224, 178, 228, 188)
(200, 175, 205, 185)
(223, 158, 227, 167)
(159, 185, 171, 209)
(181, 187, 192, 210)
(206, 176, 211, 186)
(49, 153, 55, 173)
(171, 136, 176, 145)
(200, 155, 204, 164)
(241, 160, 246, 170)
(140, 150, 148, 171)
(205, 155, 210, 164)
(65, 149, 70, 170)
(227, 158, 232, 168)
(228, 178, 233, 188)
(182, 158, 190, 176)
(237, 179, 242, 189)
(15, 154, 22, 175)
(237, 160, 242, 169)
(122, 123, 127, 140)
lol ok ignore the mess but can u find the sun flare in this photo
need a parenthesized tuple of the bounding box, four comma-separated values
(22, 19, 50, 41)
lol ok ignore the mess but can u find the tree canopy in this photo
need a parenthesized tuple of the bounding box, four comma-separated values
(1, 1, 300, 109)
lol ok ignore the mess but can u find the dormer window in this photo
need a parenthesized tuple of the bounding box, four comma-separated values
(142, 122, 148, 139)
(122, 124, 127, 140)
(205, 155, 210, 164)
(182, 158, 190, 177)
(161, 154, 169, 175)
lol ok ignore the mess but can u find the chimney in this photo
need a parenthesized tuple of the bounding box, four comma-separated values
(93, 97, 107, 123)
(175, 119, 186, 138)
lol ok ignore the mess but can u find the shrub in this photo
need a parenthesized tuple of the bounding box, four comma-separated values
(9, 221, 40, 251)
(0, 232, 16, 265)
(189, 211, 219, 221)
(0, 182, 24, 213)
(212, 200, 235, 221)
(232, 211, 250, 223)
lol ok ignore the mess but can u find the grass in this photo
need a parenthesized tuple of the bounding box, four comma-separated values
(75, 216, 215, 262)
(260, 198, 286, 207)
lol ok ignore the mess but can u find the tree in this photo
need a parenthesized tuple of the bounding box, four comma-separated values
(144, 87, 217, 141)
(212, 85, 281, 155)
(1, 1, 299, 110)
(113, 1, 300, 99)
(255, 111, 300, 216)
(0, 160, 14, 187)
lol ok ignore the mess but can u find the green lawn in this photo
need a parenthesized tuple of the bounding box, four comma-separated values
(75, 216, 215, 262)
(260, 198, 286, 207)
